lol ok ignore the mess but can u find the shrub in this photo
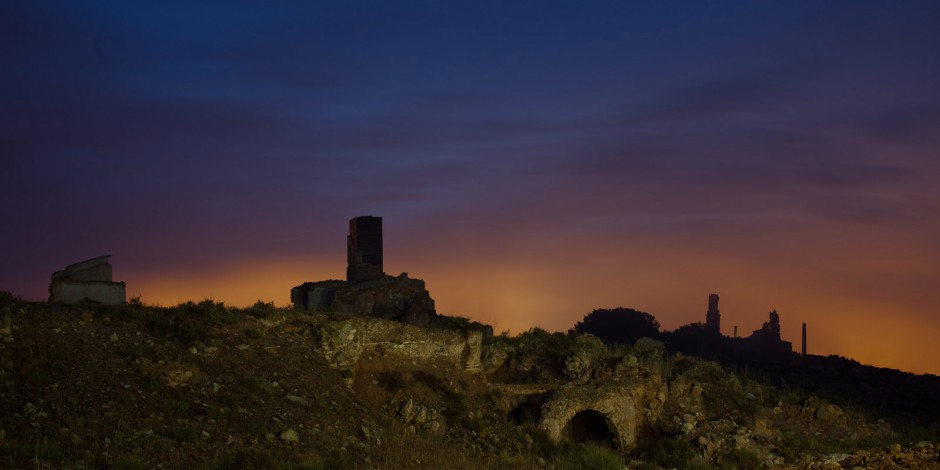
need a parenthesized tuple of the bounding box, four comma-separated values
(0, 290, 17, 304)
(570, 308, 661, 345)
(246, 300, 278, 318)
(638, 437, 695, 469)
(161, 399, 192, 417)
(112, 455, 147, 470)
(116, 342, 154, 359)
(147, 299, 234, 344)
(721, 447, 762, 469)
(558, 444, 622, 470)
(243, 327, 263, 339)
(208, 450, 325, 470)
(170, 425, 198, 443)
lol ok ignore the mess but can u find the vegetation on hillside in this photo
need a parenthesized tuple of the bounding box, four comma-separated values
(1, 295, 938, 469)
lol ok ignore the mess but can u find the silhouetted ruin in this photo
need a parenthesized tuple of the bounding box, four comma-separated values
(48, 255, 126, 305)
(291, 217, 492, 337)
(666, 295, 796, 363)
(705, 293, 721, 334)
(347, 216, 383, 282)
(738, 309, 793, 360)
(802, 322, 807, 356)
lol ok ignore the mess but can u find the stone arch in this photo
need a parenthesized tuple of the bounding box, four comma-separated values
(563, 409, 618, 448)
(539, 386, 638, 451)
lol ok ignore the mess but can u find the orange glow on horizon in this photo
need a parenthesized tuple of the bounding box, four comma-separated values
(123, 245, 940, 377)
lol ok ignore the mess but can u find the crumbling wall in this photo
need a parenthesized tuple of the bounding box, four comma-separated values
(347, 216, 383, 282)
(292, 274, 437, 326)
(314, 316, 482, 386)
(49, 255, 126, 305)
(50, 282, 126, 305)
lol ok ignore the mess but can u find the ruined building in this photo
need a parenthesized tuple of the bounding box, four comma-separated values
(49, 255, 126, 305)
(347, 216, 383, 282)
(738, 309, 794, 360)
(290, 216, 437, 326)
(705, 293, 721, 334)
(677, 295, 795, 362)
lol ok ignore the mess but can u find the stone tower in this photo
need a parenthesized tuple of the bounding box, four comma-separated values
(802, 322, 807, 356)
(347, 216, 383, 282)
(705, 293, 721, 334)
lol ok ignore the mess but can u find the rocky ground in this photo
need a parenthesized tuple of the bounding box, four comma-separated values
(0, 293, 937, 469)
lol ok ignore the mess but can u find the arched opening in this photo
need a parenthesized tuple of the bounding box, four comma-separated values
(508, 402, 542, 423)
(508, 393, 550, 424)
(563, 409, 617, 449)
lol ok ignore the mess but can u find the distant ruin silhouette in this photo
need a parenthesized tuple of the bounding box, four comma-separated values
(647, 294, 801, 363)
(291, 217, 491, 337)
(48, 255, 126, 305)
(680, 294, 797, 362)
(738, 308, 794, 360)
(291, 216, 433, 324)
(705, 293, 720, 334)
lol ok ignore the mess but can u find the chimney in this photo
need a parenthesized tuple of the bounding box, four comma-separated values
(802, 322, 807, 356)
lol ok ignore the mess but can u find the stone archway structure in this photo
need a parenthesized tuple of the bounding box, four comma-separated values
(539, 385, 638, 451)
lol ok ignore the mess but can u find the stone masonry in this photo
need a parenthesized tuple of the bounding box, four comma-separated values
(347, 216, 383, 282)
(49, 255, 126, 305)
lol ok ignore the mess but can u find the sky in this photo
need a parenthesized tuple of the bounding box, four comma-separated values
(2, 1, 939, 375)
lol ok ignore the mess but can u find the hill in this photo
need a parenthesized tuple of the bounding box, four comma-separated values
(1, 293, 938, 469)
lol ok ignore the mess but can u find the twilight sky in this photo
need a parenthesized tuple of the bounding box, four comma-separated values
(3, 1, 939, 375)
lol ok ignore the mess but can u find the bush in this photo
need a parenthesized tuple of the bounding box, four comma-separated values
(170, 425, 198, 443)
(558, 444, 622, 470)
(638, 437, 695, 469)
(208, 450, 325, 470)
(721, 448, 761, 469)
(570, 308, 661, 345)
(246, 300, 278, 318)
(146, 299, 235, 344)
(0, 290, 17, 304)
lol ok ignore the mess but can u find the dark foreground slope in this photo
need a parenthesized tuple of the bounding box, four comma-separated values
(0, 297, 580, 469)
(1, 293, 938, 469)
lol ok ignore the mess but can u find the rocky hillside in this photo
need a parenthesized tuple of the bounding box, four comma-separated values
(0, 293, 938, 469)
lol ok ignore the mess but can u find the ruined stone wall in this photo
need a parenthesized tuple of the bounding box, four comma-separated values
(347, 216, 383, 282)
(49, 255, 125, 305)
(50, 282, 126, 305)
(292, 274, 437, 326)
(314, 316, 482, 386)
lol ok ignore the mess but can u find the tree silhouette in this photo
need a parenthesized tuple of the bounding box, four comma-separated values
(570, 307, 661, 345)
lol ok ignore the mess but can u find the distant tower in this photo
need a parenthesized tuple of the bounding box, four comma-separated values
(802, 322, 807, 356)
(347, 216, 383, 282)
(705, 293, 721, 334)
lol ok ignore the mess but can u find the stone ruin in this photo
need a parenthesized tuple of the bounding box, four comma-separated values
(705, 293, 720, 334)
(48, 255, 126, 305)
(346, 215, 383, 282)
(740, 309, 793, 359)
(291, 216, 438, 326)
(696, 294, 795, 361)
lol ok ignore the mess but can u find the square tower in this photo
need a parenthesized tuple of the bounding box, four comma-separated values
(705, 293, 721, 334)
(347, 216, 383, 282)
